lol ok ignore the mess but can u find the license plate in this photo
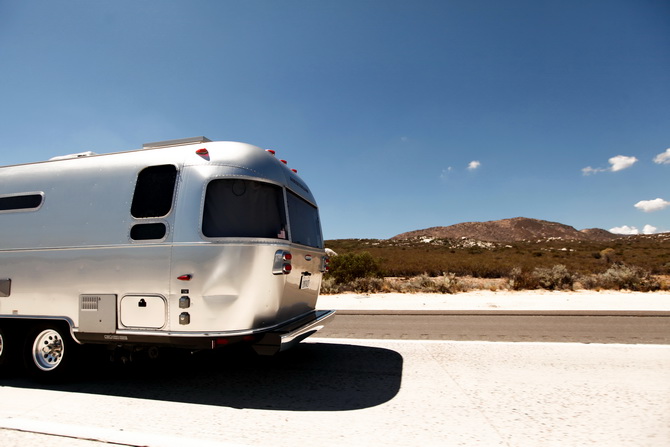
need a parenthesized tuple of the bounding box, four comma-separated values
(300, 274, 311, 289)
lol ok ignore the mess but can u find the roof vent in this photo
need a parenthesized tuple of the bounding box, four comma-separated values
(143, 136, 212, 149)
(49, 151, 98, 161)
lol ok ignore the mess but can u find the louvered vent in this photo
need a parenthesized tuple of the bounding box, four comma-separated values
(81, 296, 100, 311)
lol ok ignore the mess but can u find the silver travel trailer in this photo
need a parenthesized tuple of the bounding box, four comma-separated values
(0, 137, 334, 378)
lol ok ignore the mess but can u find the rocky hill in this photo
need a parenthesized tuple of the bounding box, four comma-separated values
(390, 217, 623, 243)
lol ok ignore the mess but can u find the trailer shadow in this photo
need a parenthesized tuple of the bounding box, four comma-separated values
(0, 342, 403, 411)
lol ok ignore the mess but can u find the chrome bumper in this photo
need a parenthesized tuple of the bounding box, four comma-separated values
(252, 309, 336, 356)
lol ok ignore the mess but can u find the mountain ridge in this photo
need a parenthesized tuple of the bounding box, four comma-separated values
(390, 217, 624, 242)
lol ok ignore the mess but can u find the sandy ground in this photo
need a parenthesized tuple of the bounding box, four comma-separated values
(317, 290, 670, 311)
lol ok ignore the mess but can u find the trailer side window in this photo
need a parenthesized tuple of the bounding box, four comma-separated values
(287, 191, 323, 248)
(131, 165, 177, 218)
(202, 179, 288, 239)
(130, 223, 167, 240)
(0, 193, 43, 212)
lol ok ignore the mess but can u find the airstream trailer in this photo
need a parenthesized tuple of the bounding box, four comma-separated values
(0, 137, 334, 378)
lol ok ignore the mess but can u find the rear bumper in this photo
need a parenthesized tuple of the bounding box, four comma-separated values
(252, 309, 336, 356)
(73, 309, 336, 353)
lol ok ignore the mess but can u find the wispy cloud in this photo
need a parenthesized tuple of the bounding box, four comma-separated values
(610, 224, 658, 235)
(467, 160, 481, 171)
(654, 148, 670, 164)
(634, 198, 670, 213)
(582, 155, 638, 175)
(440, 167, 453, 180)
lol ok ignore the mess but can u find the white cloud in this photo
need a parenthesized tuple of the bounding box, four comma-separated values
(654, 148, 670, 164)
(582, 154, 638, 175)
(634, 198, 670, 213)
(440, 167, 453, 180)
(610, 225, 639, 235)
(643, 224, 658, 234)
(581, 166, 603, 175)
(609, 155, 638, 172)
(467, 160, 481, 171)
(610, 224, 661, 235)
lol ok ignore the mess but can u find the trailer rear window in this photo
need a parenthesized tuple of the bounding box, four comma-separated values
(0, 193, 43, 212)
(202, 179, 288, 239)
(131, 165, 178, 218)
(287, 191, 323, 248)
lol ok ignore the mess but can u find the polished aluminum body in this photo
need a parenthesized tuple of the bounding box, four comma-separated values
(0, 139, 332, 351)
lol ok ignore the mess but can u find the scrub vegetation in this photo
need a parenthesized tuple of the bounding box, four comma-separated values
(321, 234, 670, 293)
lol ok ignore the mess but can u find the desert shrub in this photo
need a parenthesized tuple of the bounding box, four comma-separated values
(319, 276, 340, 294)
(600, 248, 617, 264)
(532, 264, 574, 290)
(396, 273, 463, 294)
(348, 277, 388, 293)
(326, 252, 384, 284)
(507, 267, 539, 290)
(433, 273, 464, 293)
(587, 263, 660, 291)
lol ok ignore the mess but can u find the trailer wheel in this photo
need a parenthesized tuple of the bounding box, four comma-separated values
(0, 325, 22, 375)
(0, 327, 8, 370)
(24, 324, 77, 380)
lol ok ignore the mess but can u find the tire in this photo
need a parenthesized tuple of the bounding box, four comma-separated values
(23, 323, 78, 380)
(0, 324, 22, 375)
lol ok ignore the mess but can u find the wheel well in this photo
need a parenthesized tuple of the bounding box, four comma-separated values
(0, 317, 75, 339)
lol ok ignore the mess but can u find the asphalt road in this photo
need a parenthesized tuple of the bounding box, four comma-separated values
(318, 311, 670, 344)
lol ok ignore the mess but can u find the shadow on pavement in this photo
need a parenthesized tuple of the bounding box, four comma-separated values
(0, 342, 403, 411)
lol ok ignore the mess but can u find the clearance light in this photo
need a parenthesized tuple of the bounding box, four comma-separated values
(266, 149, 276, 155)
(291, 169, 298, 173)
(280, 159, 288, 164)
(195, 148, 210, 160)
(177, 274, 192, 281)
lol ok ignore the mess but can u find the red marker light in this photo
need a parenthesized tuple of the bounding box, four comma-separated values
(178, 274, 192, 281)
(266, 149, 276, 155)
(280, 159, 288, 164)
(195, 148, 208, 155)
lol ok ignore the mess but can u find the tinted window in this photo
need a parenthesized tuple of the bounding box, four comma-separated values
(130, 223, 167, 240)
(0, 193, 43, 212)
(131, 165, 177, 218)
(202, 179, 288, 239)
(287, 191, 323, 248)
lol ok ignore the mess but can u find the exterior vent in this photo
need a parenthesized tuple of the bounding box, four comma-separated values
(81, 295, 100, 311)
(143, 137, 212, 149)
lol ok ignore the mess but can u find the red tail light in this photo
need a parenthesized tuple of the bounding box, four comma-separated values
(273, 250, 292, 275)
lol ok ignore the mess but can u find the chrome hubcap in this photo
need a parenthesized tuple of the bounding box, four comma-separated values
(32, 329, 64, 371)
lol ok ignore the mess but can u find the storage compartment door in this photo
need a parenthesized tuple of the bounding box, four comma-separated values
(120, 295, 166, 329)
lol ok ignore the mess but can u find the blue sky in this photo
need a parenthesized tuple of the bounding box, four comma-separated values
(1, 0, 669, 239)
